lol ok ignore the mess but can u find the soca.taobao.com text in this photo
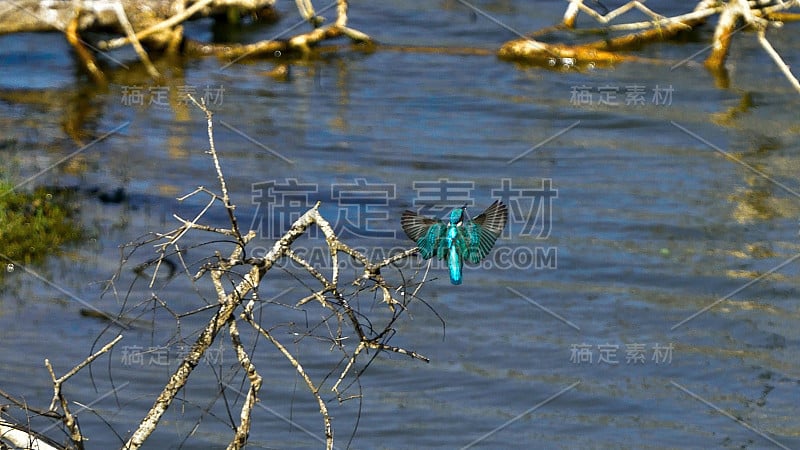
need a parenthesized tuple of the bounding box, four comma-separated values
(245, 244, 557, 271)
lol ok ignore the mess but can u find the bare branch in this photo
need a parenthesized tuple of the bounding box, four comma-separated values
(113, 98, 429, 449)
(45, 334, 123, 449)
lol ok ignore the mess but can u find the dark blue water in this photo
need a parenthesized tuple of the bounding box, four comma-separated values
(1, 1, 799, 448)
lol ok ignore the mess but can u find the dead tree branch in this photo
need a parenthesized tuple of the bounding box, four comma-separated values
(44, 335, 123, 450)
(500, 0, 800, 94)
(121, 97, 428, 449)
(1, 0, 370, 83)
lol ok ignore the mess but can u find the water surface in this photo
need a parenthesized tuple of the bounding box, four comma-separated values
(1, 1, 799, 448)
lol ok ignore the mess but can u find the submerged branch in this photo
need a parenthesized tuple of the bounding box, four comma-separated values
(500, 0, 799, 93)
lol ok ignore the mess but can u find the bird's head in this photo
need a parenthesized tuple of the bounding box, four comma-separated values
(449, 206, 465, 225)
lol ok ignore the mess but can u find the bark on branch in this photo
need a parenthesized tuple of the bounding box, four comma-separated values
(1, 0, 371, 84)
(122, 97, 428, 449)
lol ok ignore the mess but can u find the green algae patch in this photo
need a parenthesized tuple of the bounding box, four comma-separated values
(0, 180, 83, 267)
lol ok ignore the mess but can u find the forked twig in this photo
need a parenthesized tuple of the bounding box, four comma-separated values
(46, 334, 123, 449)
(121, 98, 429, 449)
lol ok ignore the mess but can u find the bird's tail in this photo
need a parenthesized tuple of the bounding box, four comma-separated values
(448, 248, 463, 285)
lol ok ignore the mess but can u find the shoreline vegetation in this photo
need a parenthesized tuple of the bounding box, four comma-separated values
(0, 179, 83, 270)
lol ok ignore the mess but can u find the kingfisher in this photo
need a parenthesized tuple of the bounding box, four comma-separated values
(401, 201, 508, 285)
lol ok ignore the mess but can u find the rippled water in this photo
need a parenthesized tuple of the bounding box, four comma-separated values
(1, 1, 799, 448)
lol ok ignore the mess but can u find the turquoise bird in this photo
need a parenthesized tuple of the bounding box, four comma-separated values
(401, 201, 508, 285)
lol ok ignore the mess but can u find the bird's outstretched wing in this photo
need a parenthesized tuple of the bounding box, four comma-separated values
(463, 200, 508, 264)
(401, 210, 446, 259)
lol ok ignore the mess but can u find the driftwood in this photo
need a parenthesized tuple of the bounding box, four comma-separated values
(0, 0, 273, 35)
(1, 0, 368, 83)
(498, 0, 800, 93)
(2, 0, 797, 92)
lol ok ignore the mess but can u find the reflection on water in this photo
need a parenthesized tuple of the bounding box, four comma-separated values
(1, 1, 799, 448)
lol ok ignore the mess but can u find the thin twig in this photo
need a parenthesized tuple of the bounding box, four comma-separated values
(101, 0, 214, 50)
(112, 1, 160, 78)
(757, 28, 800, 93)
(242, 308, 333, 450)
(46, 334, 123, 449)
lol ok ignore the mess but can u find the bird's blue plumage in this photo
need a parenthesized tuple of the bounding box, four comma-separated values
(446, 221, 463, 285)
(401, 201, 508, 285)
